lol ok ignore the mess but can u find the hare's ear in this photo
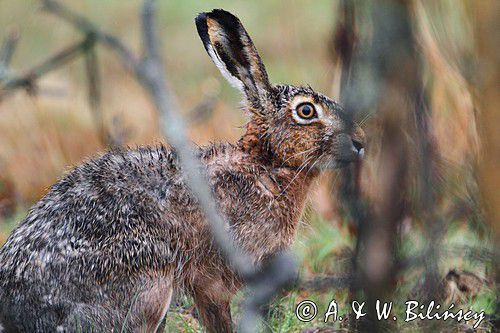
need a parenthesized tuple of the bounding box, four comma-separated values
(196, 9, 271, 104)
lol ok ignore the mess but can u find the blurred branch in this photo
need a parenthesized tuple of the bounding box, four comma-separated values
(135, 0, 248, 269)
(0, 30, 20, 81)
(0, 36, 94, 100)
(473, 0, 500, 324)
(337, 1, 422, 331)
(83, 42, 124, 148)
(41, 0, 139, 73)
(330, 2, 370, 316)
(410, 4, 443, 300)
(298, 274, 352, 292)
(36, 0, 297, 331)
(332, 0, 357, 100)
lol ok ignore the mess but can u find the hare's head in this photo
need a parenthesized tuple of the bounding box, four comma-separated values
(196, 9, 365, 170)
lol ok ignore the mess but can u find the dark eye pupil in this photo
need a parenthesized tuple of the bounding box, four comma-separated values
(296, 103, 316, 120)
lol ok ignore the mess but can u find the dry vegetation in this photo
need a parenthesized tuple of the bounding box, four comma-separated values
(0, 0, 497, 332)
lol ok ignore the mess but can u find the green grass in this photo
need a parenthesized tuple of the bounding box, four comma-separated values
(1, 205, 495, 332)
(163, 209, 497, 332)
(0, 0, 496, 332)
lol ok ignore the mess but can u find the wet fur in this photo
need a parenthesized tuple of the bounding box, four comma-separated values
(0, 9, 364, 333)
(0, 143, 314, 332)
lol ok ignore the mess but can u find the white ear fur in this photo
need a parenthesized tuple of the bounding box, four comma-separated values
(206, 44, 245, 92)
(195, 9, 271, 105)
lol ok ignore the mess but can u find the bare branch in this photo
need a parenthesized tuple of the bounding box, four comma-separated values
(41, 0, 139, 73)
(410, 2, 443, 298)
(0, 36, 93, 100)
(0, 29, 20, 81)
(138, 2, 297, 331)
(336, 1, 425, 331)
(83, 43, 124, 148)
(137, 0, 252, 273)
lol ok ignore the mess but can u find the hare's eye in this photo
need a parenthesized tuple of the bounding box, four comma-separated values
(296, 103, 317, 119)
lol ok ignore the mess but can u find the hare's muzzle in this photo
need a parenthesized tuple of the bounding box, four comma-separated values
(334, 124, 365, 165)
(336, 134, 362, 162)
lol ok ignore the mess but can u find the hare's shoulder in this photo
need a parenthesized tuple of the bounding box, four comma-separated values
(199, 142, 264, 173)
(0, 146, 181, 281)
(2, 146, 180, 246)
(54, 145, 180, 196)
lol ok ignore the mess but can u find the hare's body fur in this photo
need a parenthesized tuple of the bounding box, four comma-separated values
(0, 9, 365, 332)
(0, 143, 313, 332)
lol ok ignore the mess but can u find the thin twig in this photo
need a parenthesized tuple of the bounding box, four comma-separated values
(41, 0, 139, 73)
(0, 30, 20, 81)
(83, 41, 123, 148)
(137, 0, 254, 274)
(138, 2, 296, 331)
(0, 36, 93, 100)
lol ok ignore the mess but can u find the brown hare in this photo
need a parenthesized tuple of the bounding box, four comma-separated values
(0, 9, 365, 333)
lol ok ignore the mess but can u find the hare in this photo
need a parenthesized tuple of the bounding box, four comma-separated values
(0, 9, 365, 333)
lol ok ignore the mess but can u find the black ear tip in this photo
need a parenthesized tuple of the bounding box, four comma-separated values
(197, 9, 241, 29)
(195, 9, 242, 49)
(210, 8, 236, 18)
(195, 12, 208, 27)
(212, 9, 241, 24)
(195, 13, 210, 51)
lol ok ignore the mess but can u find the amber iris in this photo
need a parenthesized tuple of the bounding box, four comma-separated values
(296, 103, 316, 119)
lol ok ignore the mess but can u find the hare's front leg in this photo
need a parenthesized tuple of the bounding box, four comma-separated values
(128, 275, 174, 333)
(191, 283, 233, 333)
(193, 295, 232, 333)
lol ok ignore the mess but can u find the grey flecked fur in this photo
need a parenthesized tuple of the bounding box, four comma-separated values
(0, 9, 365, 333)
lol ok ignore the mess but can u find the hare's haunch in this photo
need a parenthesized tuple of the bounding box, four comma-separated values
(0, 9, 365, 333)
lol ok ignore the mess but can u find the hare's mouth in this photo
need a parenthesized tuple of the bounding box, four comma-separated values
(333, 133, 365, 166)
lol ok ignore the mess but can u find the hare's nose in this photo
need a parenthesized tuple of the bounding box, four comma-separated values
(352, 139, 365, 158)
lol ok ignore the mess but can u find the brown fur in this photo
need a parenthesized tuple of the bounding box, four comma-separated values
(0, 9, 365, 333)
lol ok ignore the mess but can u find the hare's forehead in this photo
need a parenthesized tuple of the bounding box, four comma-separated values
(274, 85, 343, 114)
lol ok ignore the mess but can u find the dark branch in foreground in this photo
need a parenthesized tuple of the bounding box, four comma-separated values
(139, 3, 297, 330)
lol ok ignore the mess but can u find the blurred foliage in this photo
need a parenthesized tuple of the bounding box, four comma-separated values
(0, 0, 496, 331)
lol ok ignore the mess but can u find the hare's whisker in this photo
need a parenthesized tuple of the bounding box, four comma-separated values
(279, 147, 319, 167)
(275, 154, 315, 200)
(359, 112, 372, 126)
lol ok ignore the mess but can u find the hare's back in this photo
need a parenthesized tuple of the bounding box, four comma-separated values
(0, 146, 186, 289)
(0, 146, 198, 330)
